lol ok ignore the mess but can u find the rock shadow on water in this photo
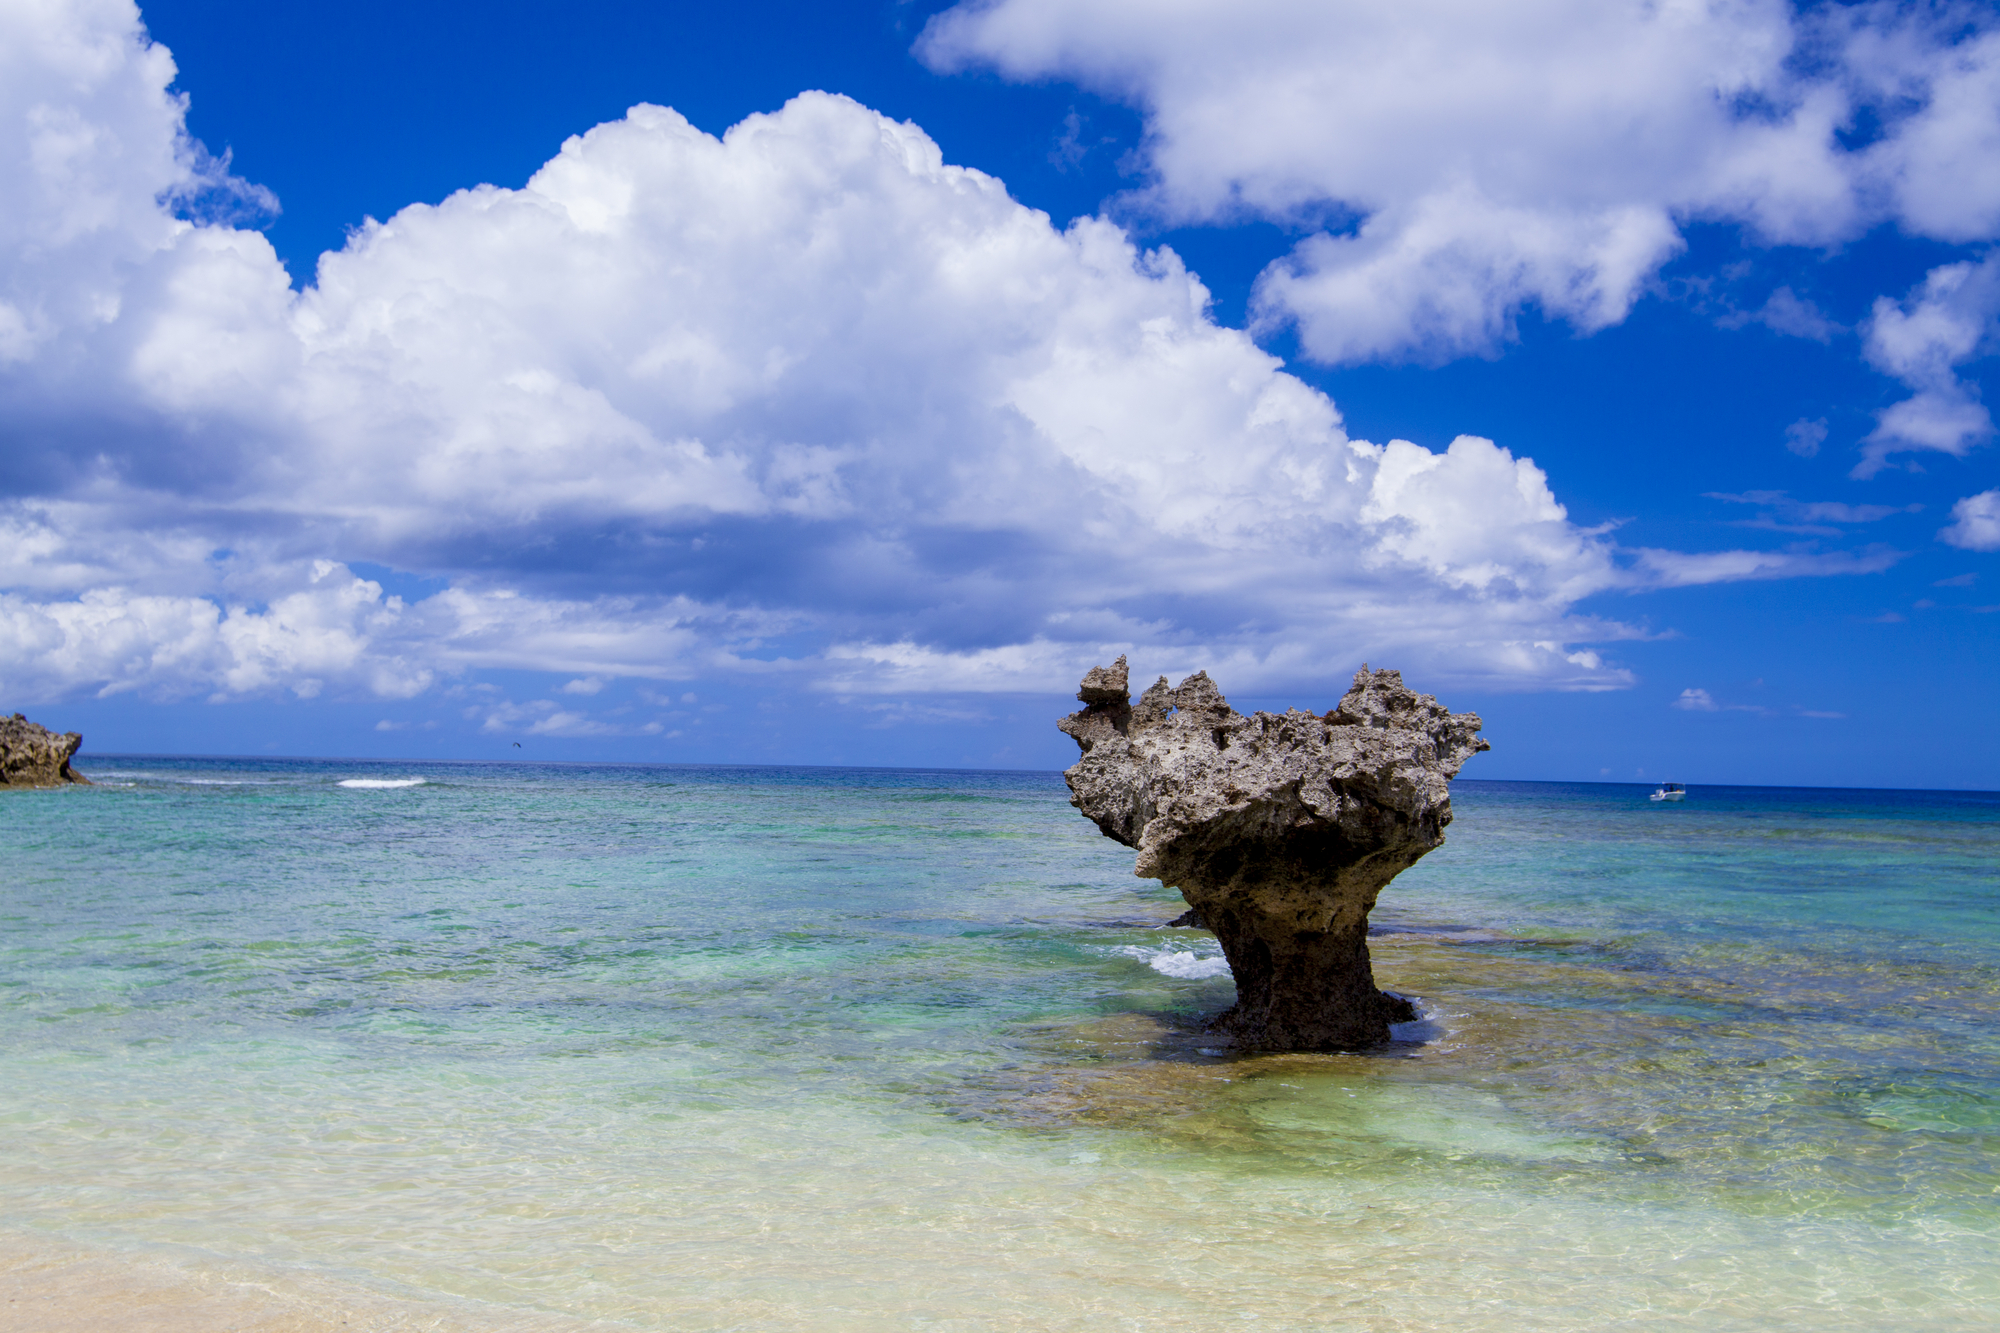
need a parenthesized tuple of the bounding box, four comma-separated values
(925, 915, 1551, 1140)
(932, 1002, 1634, 1187)
(931, 997, 1451, 1144)
(922, 923, 1777, 1181)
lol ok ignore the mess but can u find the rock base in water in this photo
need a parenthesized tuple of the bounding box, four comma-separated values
(0, 714, 91, 789)
(1060, 659, 1486, 1050)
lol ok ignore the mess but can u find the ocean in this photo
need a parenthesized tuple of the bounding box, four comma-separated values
(3, 760, 1997, 1329)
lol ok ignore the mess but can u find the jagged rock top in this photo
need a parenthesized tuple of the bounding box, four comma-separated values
(0, 713, 91, 788)
(1059, 658, 1487, 1049)
(1059, 658, 1487, 886)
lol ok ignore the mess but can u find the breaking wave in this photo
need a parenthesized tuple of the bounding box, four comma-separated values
(1117, 944, 1232, 980)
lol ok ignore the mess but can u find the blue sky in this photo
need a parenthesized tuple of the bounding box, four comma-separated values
(2, 0, 1996, 787)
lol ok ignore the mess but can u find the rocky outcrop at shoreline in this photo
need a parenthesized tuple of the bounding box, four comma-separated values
(1, 714, 91, 788)
(1059, 658, 1487, 1050)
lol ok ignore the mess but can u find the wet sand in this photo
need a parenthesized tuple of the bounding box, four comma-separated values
(0, 1230, 599, 1333)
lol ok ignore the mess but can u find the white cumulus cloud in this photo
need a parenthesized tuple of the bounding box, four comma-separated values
(1858, 254, 2000, 476)
(0, 0, 1917, 712)
(1941, 489, 2000, 551)
(921, 0, 2000, 366)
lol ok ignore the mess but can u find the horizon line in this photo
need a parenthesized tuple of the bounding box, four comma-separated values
(64, 753, 2000, 797)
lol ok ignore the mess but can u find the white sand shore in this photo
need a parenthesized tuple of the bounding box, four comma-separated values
(0, 1230, 604, 1333)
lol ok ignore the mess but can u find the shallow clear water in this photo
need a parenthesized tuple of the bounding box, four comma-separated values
(3, 762, 1997, 1329)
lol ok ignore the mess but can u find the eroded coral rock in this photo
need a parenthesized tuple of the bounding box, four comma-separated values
(0, 714, 91, 789)
(1060, 659, 1486, 1050)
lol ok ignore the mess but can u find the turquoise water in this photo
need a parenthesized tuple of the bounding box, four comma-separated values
(3, 761, 1998, 1329)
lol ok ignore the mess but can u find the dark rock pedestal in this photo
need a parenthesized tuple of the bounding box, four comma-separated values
(1059, 659, 1486, 1050)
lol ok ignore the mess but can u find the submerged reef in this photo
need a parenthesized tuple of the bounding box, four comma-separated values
(1059, 659, 1487, 1050)
(0, 713, 91, 789)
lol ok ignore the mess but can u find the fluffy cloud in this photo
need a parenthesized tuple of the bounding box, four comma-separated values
(0, 0, 1909, 711)
(0, 0, 183, 363)
(921, 0, 2000, 366)
(1859, 254, 2000, 476)
(1941, 489, 2000, 551)
(0, 556, 744, 703)
(1783, 418, 1829, 458)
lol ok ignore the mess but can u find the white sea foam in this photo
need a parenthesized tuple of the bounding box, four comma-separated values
(336, 777, 428, 789)
(1118, 944, 1232, 980)
(1390, 997, 1451, 1049)
(96, 773, 261, 785)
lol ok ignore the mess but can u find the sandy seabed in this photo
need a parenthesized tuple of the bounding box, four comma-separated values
(0, 1230, 603, 1333)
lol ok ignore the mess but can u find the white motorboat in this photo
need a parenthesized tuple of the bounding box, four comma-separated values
(1649, 782, 1686, 802)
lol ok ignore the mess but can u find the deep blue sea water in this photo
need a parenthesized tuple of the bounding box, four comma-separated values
(3, 761, 1997, 1329)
